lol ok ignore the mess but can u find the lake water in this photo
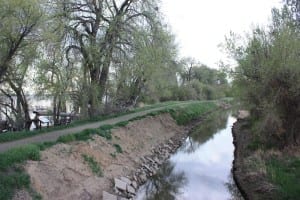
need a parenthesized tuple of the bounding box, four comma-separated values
(135, 111, 243, 200)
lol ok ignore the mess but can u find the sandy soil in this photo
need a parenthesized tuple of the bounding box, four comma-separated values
(23, 113, 184, 200)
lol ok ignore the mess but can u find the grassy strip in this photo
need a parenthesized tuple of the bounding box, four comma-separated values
(0, 101, 182, 144)
(267, 157, 300, 199)
(82, 154, 103, 177)
(169, 101, 218, 125)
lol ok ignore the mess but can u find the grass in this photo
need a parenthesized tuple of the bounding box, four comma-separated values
(0, 171, 30, 200)
(0, 145, 40, 170)
(82, 154, 103, 177)
(169, 101, 218, 125)
(267, 157, 300, 199)
(0, 144, 41, 200)
(113, 144, 123, 153)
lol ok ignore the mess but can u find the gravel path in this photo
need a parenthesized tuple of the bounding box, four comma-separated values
(0, 103, 188, 153)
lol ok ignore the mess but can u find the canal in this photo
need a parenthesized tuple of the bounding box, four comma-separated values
(135, 111, 243, 200)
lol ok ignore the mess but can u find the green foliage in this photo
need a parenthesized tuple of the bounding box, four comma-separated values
(99, 124, 114, 131)
(0, 171, 30, 200)
(226, 7, 300, 145)
(113, 144, 123, 153)
(267, 158, 300, 199)
(82, 154, 103, 177)
(97, 129, 112, 140)
(0, 145, 40, 170)
(115, 121, 129, 127)
(57, 134, 76, 143)
(170, 102, 217, 125)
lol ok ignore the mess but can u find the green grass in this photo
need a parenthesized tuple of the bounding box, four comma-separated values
(0, 171, 30, 200)
(82, 154, 103, 177)
(169, 101, 218, 125)
(113, 144, 123, 153)
(0, 144, 41, 200)
(267, 157, 300, 199)
(97, 129, 112, 140)
(0, 145, 40, 170)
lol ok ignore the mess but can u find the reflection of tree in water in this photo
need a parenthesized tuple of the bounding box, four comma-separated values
(225, 173, 244, 200)
(144, 161, 187, 200)
(183, 111, 231, 153)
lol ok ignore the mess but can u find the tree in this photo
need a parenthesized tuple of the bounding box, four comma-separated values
(226, 6, 300, 146)
(0, 0, 42, 129)
(0, 0, 42, 83)
(49, 0, 160, 115)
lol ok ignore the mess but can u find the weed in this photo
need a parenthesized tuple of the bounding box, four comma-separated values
(113, 144, 123, 153)
(97, 129, 112, 140)
(0, 171, 30, 200)
(267, 157, 300, 199)
(115, 121, 129, 127)
(57, 134, 76, 143)
(0, 145, 40, 170)
(82, 154, 103, 177)
(99, 124, 114, 131)
(110, 152, 117, 158)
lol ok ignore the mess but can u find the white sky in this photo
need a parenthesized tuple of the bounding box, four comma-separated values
(161, 0, 283, 68)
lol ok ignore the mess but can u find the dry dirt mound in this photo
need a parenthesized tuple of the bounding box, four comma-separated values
(25, 113, 184, 200)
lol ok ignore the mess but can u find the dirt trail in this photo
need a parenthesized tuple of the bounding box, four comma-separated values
(0, 103, 188, 153)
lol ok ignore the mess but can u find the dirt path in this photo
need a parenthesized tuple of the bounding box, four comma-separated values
(0, 103, 188, 153)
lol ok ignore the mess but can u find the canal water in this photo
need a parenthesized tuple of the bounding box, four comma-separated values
(135, 111, 243, 200)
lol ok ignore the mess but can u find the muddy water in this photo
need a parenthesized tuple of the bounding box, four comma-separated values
(135, 111, 243, 200)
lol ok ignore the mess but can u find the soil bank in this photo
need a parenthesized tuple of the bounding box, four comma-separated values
(19, 113, 188, 200)
(232, 119, 276, 200)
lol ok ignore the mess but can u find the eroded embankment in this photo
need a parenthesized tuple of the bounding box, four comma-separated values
(232, 120, 276, 200)
(23, 113, 188, 200)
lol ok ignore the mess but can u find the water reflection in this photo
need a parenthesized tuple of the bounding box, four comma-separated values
(141, 161, 187, 200)
(184, 111, 230, 153)
(135, 111, 243, 200)
(226, 174, 244, 200)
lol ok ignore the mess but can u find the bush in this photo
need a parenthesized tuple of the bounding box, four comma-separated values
(227, 8, 300, 146)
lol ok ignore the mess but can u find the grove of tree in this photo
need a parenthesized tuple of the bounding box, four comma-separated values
(0, 0, 230, 130)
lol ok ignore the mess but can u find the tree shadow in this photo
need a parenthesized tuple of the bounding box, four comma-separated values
(143, 161, 187, 200)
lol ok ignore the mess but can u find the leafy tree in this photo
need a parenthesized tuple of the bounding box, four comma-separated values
(0, 0, 42, 129)
(48, 0, 161, 115)
(226, 6, 300, 146)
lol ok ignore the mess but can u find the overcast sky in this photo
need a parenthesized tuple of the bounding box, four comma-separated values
(161, 0, 283, 68)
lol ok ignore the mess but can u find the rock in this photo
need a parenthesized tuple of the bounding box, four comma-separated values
(131, 181, 138, 189)
(139, 174, 147, 183)
(120, 176, 131, 185)
(238, 110, 250, 119)
(102, 191, 118, 200)
(142, 164, 152, 173)
(114, 178, 127, 191)
(127, 185, 136, 195)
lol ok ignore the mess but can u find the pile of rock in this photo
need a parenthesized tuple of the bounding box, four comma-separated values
(102, 131, 188, 200)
